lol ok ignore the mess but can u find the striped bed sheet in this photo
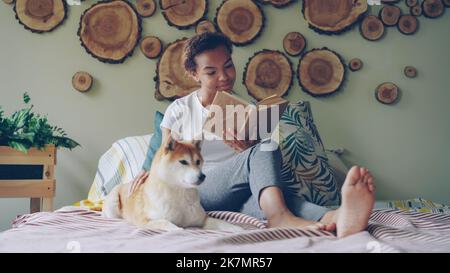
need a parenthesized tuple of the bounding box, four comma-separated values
(1, 206, 449, 252)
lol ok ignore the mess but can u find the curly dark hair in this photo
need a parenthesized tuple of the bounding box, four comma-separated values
(183, 32, 233, 74)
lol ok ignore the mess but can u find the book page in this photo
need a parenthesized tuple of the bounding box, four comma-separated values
(203, 91, 255, 141)
(203, 91, 288, 142)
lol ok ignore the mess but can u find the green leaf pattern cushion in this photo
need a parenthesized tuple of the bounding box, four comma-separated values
(278, 101, 341, 206)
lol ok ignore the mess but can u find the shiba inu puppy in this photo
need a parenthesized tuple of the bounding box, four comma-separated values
(102, 134, 243, 232)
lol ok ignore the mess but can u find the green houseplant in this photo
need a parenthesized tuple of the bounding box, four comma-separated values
(0, 93, 80, 153)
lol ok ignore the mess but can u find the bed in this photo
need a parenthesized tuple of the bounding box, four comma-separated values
(1, 134, 449, 253)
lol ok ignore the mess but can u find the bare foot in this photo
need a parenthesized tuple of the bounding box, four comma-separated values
(267, 210, 335, 231)
(335, 166, 375, 238)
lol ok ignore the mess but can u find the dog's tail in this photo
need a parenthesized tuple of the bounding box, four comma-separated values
(102, 185, 123, 219)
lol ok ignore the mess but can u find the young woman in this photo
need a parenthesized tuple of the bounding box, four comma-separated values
(131, 32, 375, 238)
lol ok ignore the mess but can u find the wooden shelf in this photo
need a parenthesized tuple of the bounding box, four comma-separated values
(0, 145, 56, 213)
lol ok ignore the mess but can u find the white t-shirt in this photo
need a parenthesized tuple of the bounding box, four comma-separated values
(160, 90, 237, 170)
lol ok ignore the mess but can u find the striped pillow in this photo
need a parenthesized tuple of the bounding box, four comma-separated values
(87, 134, 153, 202)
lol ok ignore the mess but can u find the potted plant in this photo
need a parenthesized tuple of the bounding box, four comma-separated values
(0, 93, 81, 212)
(0, 92, 80, 153)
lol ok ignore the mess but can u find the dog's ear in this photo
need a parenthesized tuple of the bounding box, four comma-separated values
(165, 133, 176, 152)
(192, 132, 203, 150)
(192, 140, 202, 150)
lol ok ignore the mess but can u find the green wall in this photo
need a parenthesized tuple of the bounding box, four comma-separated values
(1, 0, 449, 231)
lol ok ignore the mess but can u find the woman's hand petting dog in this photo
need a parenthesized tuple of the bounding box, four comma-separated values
(127, 170, 149, 197)
(222, 127, 259, 153)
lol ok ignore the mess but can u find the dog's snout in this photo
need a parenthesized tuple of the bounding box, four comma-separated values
(199, 173, 206, 182)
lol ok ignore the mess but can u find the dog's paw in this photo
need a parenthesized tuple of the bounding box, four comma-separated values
(221, 223, 245, 232)
(204, 217, 245, 232)
(144, 219, 183, 231)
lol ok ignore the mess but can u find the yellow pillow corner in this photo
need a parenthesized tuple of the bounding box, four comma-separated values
(73, 199, 104, 212)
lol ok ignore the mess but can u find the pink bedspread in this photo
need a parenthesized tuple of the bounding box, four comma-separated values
(1, 206, 449, 252)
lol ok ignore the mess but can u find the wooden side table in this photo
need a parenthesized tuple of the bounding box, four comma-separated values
(0, 145, 56, 213)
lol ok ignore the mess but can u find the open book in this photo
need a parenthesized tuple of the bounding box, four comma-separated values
(202, 91, 289, 142)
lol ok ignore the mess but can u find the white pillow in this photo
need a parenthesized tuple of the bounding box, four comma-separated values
(87, 134, 153, 202)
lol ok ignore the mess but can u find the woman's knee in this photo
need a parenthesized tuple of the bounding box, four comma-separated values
(251, 141, 282, 163)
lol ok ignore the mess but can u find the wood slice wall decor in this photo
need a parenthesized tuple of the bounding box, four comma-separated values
(349, 58, 363, 71)
(258, 0, 295, 8)
(379, 4, 402, 26)
(78, 0, 142, 64)
(375, 82, 399, 104)
(302, 0, 368, 35)
(297, 48, 346, 97)
(283, 32, 306, 57)
(397, 14, 419, 34)
(411, 4, 423, 16)
(243, 50, 293, 101)
(215, 0, 265, 46)
(195, 20, 216, 34)
(160, 0, 207, 30)
(360, 15, 385, 41)
(404, 66, 417, 78)
(406, 0, 418, 7)
(422, 0, 445, 18)
(140, 36, 163, 59)
(72, 71, 93, 92)
(135, 0, 156, 18)
(14, 0, 67, 33)
(154, 38, 201, 100)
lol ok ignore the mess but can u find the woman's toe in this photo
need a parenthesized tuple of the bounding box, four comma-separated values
(325, 222, 336, 232)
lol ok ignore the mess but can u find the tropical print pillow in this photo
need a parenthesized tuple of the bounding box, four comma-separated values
(275, 101, 341, 206)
